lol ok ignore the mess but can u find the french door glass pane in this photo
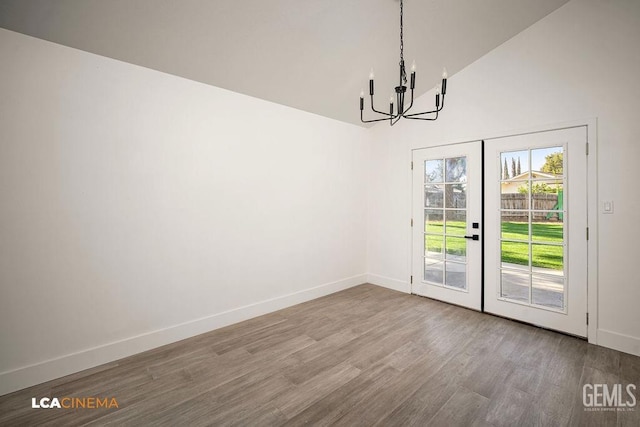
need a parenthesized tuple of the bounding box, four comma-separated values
(425, 185, 444, 208)
(532, 274, 564, 309)
(445, 262, 466, 290)
(425, 234, 443, 258)
(501, 270, 530, 303)
(445, 237, 466, 261)
(501, 241, 529, 270)
(445, 157, 467, 182)
(445, 183, 466, 208)
(445, 210, 466, 236)
(501, 211, 529, 241)
(532, 220, 563, 243)
(501, 181, 529, 210)
(532, 192, 561, 211)
(532, 244, 563, 272)
(500, 150, 529, 179)
(424, 209, 444, 234)
(425, 160, 443, 183)
(425, 259, 444, 284)
(531, 146, 563, 176)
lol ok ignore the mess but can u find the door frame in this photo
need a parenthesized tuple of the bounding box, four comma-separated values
(407, 118, 598, 344)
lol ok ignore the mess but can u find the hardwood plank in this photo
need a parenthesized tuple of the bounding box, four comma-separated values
(569, 365, 619, 426)
(516, 404, 564, 427)
(426, 386, 491, 427)
(542, 352, 585, 390)
(272, 361, 361, 418)
(620, 351, 640, 383)
(585, 344, 621, 376)
(617, 406, 640, 427)
(503, 362, 545, 396)
(462, 354, 515, 399)
(533, 380, 577, 426)
(1, 284, 637, 427)
(375, 366, 460, 426)
(483, 385, 533, 427)
(329, 351, 456, 426)
(378, 341, 424, 372)
(283, 363, 400, 426)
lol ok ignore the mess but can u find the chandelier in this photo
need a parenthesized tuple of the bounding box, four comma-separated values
(360, 0, 448, 126)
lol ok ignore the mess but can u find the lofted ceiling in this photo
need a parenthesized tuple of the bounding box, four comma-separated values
(0, 0, 569, 127)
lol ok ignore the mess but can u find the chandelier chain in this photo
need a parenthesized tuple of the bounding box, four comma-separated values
(400, 0, 404, 62)
(399, 0, 407, 85)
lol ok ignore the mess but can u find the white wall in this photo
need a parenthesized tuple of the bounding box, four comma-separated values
(0, 28, 368, 395)
(367, 0, 640, 355)
(2, 0, 639, 397)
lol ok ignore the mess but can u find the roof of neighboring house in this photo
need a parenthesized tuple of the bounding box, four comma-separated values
(504, 170, 559, 181)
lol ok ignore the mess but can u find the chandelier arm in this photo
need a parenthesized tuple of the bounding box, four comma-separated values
(404, 109, 438, 117)
(403, 95, 445, 118)
(369, 95, 394, 117)
(361, 110, 395, 123)
(404, 111, 439, 121)
(362, 116, 395, 123)
(390, 114, 403, 126)
(401, 89, 415, 116)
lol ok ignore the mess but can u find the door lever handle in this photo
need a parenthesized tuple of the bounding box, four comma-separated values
(464, 235, 479, 241)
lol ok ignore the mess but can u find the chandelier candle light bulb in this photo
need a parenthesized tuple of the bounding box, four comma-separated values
(441, 67, 447, 95)
(369, 68, 375, 96)
(410, 60, 416, 89)
(360, 0, 449, 125)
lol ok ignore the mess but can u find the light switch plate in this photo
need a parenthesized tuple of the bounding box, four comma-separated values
(603, 201, 614, 214)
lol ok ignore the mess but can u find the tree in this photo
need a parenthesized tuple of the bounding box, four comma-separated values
(511, 158, 516, 178)
(518, 182, 557, 194)
(426, 161, 443, 183)
(517, 158, 522, 175)
(541, 152, 563, 175)
(503, 158, 509, 180)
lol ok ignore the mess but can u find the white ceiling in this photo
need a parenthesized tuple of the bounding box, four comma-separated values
(0, 0, 569, 127)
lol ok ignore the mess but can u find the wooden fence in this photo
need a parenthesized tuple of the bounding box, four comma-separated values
(501, 193, 562, 222)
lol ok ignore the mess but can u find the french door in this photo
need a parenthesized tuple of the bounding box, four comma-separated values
(484, 127, 588, 337)
(411, 142, 482, 310)
(411, 126, 588, 337)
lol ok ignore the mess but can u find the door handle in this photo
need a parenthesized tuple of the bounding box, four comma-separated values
(464, 235, 479, 241)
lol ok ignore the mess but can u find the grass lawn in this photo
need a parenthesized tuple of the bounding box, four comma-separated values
(425, 220, 563, 270)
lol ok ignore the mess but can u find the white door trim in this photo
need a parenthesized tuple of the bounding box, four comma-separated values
(407, 118, 598, 344)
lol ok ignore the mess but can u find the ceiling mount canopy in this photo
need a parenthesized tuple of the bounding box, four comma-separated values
(360, 0, 448, 126)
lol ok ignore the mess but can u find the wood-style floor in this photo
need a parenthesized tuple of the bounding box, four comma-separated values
(1, 284, 639, 426)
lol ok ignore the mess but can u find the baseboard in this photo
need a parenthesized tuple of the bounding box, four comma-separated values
(0, 274, 366, 396)
(596, 329, 640, 357)
(367, 274, 410, 294)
